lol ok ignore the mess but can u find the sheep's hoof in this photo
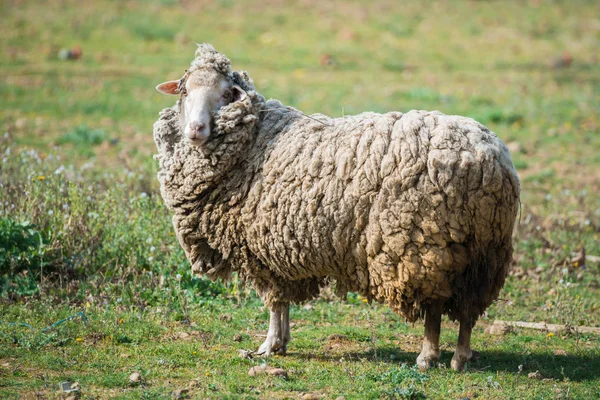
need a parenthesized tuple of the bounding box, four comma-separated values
(256, 338, 284, 356)
(276, 345, 287, 356)
(416, 354, 439, 371)
(450, 349, 479, 372)
(450, 356, 466, 372)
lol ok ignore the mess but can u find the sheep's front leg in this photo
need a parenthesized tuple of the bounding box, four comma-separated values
(257, 304, 290, 356)
(416, 301, 442, 370)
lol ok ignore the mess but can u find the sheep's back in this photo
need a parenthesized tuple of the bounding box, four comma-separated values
(242, 108, 519, 319)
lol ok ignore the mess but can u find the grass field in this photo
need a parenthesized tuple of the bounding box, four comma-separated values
(1, 0, 600, 398)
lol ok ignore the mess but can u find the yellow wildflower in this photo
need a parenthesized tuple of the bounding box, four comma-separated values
(76, 337, 83, 342)
(205, 372, 210, 377)
(547, 332, 554, 338)
(37, 175, 45, 181)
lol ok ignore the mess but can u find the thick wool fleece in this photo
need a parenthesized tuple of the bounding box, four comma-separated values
(154, 49, 520, 321)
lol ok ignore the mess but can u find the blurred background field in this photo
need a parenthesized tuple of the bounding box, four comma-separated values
(1, 0, 599, 398)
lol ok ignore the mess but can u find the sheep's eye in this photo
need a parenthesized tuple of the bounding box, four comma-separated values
(221, 91, 232, 100)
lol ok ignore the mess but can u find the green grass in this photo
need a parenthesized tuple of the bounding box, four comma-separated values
(1, 0, 600, 398)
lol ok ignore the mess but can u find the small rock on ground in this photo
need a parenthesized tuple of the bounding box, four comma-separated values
(248, 365, 288, 378)
(484, 323, 512, 335)
(301, 393, 323, 399)
(129, 372, 142, 383)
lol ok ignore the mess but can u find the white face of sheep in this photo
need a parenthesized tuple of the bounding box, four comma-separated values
(156, 69, 246, 146)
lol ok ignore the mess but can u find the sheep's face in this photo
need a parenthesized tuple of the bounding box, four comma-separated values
(156, 68, 246, 146)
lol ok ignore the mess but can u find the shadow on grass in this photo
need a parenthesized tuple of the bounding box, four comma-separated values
(466, 349, 600, 382)
(292, 346, 600, 382)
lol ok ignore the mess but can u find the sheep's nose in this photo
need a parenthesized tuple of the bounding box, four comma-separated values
(190, 121, 206, 133)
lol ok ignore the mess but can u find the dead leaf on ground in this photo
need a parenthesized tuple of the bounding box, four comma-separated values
(172, 388, 189, 399)
(238, 349, 254, 359)
(187, 379, 201, 389)
(570, 248, 586, 269)
(528, 371, 543, 380)
(219, 314, 232, 322)
(319, 53, 335, 67)
(325, 334, 353, 350)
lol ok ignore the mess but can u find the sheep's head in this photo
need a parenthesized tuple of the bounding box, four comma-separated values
(156, 44, 250, 146)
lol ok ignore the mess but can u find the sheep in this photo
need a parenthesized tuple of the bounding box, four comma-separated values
(153, 44, 520, 371)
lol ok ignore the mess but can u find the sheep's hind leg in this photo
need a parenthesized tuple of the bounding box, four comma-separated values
(450, 315, 480, 371)
(280, 304, 290, 355)
(257, 307, 285, 356)
(416, 301, 443, 370)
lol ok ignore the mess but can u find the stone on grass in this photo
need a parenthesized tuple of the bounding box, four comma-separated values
(248, 365, 288, 378)
(301, 393, 324, 399)
(129, 372, 142, 384)
(484, 323, 512, 335)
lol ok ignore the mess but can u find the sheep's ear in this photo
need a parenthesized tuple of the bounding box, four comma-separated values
(231, 85, 247, 102)
(156, 80, 180, 95)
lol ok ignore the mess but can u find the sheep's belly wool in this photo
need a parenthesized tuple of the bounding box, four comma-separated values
(154, 98, 520, 322)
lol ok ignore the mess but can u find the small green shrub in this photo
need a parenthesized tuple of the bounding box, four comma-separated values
(57, 125, 108, 147)
(0, 218, 45, 274)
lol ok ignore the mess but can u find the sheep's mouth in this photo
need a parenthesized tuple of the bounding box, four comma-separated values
(186, 136, 209, 147)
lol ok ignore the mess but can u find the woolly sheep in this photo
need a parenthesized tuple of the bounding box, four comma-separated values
(153, 44, 520, 371)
